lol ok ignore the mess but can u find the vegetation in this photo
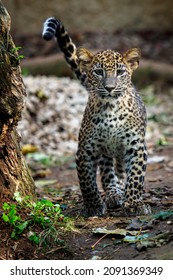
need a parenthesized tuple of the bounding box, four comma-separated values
(9, 46, 25, 61)
(1, 192, 76, 247)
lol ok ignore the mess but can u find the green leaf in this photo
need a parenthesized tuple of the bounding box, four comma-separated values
(11, 230, 18, 239)
(2, 213, 9, 222)
(11, 221, 29, 239)
(16, 221, 29, 233)
(156, 136, 169, 146)
(27, 152, 52, 166)
(2, 202, 10, 211)
(54, 204, 61, 212)
(39, 199, 54, 207)
(10, 215, 20, 224)
(29, 233, 40, 245)
(8, 207, 17, 218)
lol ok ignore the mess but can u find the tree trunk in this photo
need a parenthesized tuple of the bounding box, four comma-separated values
(0, 1, 35, 204)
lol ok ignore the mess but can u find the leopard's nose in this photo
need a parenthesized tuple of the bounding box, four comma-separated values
(104, 85, 115, 93)
(104, 76, 116, 93)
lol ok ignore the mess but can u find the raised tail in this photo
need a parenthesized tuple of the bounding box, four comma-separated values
(42, 17, 59, 41)
(42, 17, 85, 83)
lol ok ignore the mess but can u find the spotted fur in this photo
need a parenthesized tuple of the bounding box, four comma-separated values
(42, 18, 151, 217)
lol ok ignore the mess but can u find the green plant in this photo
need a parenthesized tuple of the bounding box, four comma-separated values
(10, 46, 25, 61)
(28, 231, 40, 245)
(1, 192, 76, 247)
(2, 202, 29, 239)
(156, 136, 169, 146)
(2, 202, 20, 225)
(11, 221, 29, 239)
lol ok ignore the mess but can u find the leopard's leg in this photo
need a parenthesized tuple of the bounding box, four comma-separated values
(76, 149, 106, 217)
(115, 153, 126, 186)
(123, 142, 151, 215)
(98, 154, 124, 209)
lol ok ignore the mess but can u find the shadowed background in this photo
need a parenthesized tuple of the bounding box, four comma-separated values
(5, 0, 173, 35)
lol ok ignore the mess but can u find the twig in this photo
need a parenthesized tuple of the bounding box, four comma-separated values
(91, 233, 109, 249)
(46, 247, 65, 254)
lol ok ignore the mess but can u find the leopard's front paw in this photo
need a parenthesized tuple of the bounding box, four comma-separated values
(123, 200, 151, 216)
(81, 202, 107, 217)
(105, 188, 123, 209)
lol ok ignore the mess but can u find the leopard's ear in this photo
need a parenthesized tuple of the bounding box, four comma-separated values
(123, 48, 141, 72)
(76, 48, 94, 72)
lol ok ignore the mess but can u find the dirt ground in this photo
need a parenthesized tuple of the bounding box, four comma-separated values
(38, 144, 173, 260)
(0, 143, 173, 260)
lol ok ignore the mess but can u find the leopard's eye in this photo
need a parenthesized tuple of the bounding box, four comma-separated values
(117, 69, 125, 76)
(94, 68, 104, 76)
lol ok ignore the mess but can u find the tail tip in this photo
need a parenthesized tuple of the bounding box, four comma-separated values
(42, 32, 53, 41)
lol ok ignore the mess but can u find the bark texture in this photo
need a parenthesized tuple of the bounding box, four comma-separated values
(0, 1, 35, 202)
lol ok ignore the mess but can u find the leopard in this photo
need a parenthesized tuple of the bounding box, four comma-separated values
(43, 17, 151, 217)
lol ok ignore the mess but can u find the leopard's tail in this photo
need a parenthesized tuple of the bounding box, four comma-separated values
(42, 17, 59, 41)
(42, 17, 85, 82)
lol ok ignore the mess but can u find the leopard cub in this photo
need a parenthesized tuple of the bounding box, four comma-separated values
(75, 48, 151, 216)
(43, 18, 151, 217)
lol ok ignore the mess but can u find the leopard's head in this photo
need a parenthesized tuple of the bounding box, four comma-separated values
(76, 48, 141, 98)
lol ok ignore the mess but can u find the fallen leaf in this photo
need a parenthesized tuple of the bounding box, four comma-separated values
(35, 89, 48, 100)
(22, 144, 38, 155)
(123, 233, 150, 243)
(33, 168, 52, 178)
(126, 218, 153, 230)
(151, 210, 173, 220)
(90, 256, 101, 260)
(35, 179, 57, 188)
(147, 155, 167, 164)
(92, 227, 144, 237)
(136, 231, 173, 251)
(136, 240, 155, 251)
